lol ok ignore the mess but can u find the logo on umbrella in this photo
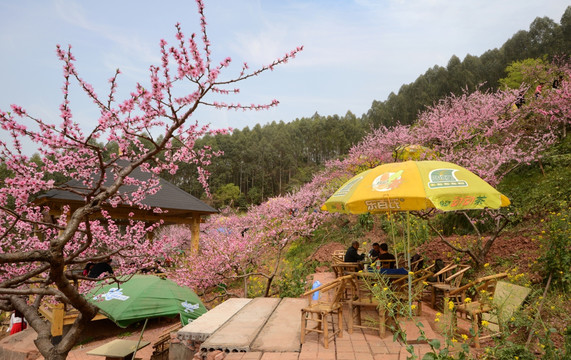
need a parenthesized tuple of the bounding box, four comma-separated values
(181, 301, 200, 313)
(372, 170, 403, 192)
(93, 288, 130, 301)
(427, 169, 467, 189)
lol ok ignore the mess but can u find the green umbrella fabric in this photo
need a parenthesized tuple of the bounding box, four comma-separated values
(86, 274, 207, 327)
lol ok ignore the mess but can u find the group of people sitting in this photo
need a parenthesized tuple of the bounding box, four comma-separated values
(344, 240, 396, 269)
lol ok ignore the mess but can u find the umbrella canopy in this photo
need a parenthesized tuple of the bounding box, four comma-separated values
(86, 274, 207, 327)
(321, 160, 510, 214)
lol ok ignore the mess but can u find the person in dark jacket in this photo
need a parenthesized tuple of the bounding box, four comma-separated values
(377, 243, 396, 269)
(344, 241, 365, 262)
(369, 243, 381, 262)
(88, 258, 114, 278)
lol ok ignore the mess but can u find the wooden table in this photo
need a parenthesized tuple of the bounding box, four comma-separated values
(349, 270, 408, 280)
(87, 339, 150, 360)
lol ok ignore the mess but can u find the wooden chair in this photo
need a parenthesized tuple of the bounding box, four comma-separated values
(332, 250, 346, 263)
(369, 259, 397, 270)
(347, 273, 389, 337)
(451, 273, 508, 348)
(331, 262, 360, 278)
(392, 268, 434, 316)
(300, 275, 351, 349)
(428, 264, 471, 309)
(150, 322, 182, 360)
(396, 254, 424, 271)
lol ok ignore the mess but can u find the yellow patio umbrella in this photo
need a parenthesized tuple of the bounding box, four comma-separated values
(321, 160, 510, 316)
(321, 160, 510, 214)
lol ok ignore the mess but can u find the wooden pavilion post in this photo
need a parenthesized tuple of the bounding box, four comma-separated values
(190, 213, 201, 253)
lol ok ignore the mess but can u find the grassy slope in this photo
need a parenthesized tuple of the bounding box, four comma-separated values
(282, 135, 571, 356)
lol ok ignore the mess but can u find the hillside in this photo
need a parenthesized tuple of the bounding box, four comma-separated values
(170, 7, 571, 205)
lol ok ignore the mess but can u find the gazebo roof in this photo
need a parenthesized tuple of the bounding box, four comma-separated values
(35, 161, 217, 224)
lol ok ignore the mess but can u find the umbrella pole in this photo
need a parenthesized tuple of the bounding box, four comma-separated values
(131, 318, 148, 360)
(407, 212, 412, 317)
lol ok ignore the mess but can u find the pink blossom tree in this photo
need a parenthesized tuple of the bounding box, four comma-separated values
(177, 184, 328, 298)
(0, 1, 301, 358)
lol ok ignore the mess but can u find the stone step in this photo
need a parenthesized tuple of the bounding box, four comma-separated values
(178, 298, 252, 342)
(251, 298, 308, 353)
(201, 297, 281, 353)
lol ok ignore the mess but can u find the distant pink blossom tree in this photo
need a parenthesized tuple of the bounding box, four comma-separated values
(178, 184, 328, 298)
(0, 1, 301, 358)
(328, 64, 570, 187)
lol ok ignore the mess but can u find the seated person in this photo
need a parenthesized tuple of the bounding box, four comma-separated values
(82, 262, 94, 276)
(344, 241, 365, 262)
(369, 242, 381, 261)
(88, 258, 114, 278)
(377, 243, 396, 269)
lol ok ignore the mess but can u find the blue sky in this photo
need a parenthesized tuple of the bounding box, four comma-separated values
(0, 0, 569, 154)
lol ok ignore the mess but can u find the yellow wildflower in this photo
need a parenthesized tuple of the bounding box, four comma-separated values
(434, 318, 440, 322)
(484, 263, 489, 267)
(358, 270, 363, 273)
(448, 301, 455, 311)
(409, 271, 415, 276)
(461, 334, 468, 341)
(464, 297, 472, 303)
(451, 338, 458, 343)
(481, 320, 489, 327)
(383, 287, 388, 291)
(363, 241, 367, 245)
(411, 304, 417, 310)
(435, 312, 442, 317)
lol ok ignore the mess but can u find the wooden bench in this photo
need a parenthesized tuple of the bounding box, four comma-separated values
(150, 322, 183, 360)
(39, 302, 107, 337)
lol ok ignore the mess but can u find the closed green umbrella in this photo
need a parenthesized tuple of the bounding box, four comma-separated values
(86, 274, 206, 327)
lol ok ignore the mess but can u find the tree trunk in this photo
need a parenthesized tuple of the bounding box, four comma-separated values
(41, 349, 70, 360)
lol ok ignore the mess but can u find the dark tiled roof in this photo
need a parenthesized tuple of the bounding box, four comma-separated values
(37, 161, 217, 214)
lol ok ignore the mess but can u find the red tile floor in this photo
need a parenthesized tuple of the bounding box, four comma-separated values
(37, 271, 474, 360)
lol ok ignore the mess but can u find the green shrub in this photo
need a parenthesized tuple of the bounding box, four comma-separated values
(538, 206, 571, 292)
(274, 259, 316, 298)
(498, 137, 571, 222)
(490, 342, 535, 360)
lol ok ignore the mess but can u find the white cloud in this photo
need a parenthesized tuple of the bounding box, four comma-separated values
(54, 0, 159, 67)
(1, 0, 570, 155)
